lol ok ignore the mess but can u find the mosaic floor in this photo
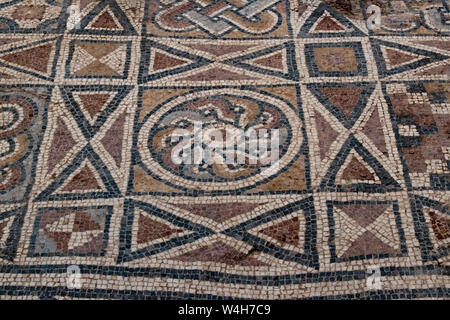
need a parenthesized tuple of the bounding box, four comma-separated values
(0, 0, 448, 300)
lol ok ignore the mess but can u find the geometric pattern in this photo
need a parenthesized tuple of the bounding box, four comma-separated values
(409, 194, 449, 262)
(371, 39, 448, 78)
(129, 85, 308, 194)
(138, 39, 299, 84)
(305, 42, 368, 77)
(297, 2, 365, 37)
(29, 206, 112, 257)
(0, 0, 448, 299)
(0, 0, 68, 33)
(384, 81, 450, 190)
(34, 85, 132, 201)
(327, 200, 407, 262)
(130, 86, 306, 193)
(303, 82, 403, 192)
(65, 39, 131, 79)
(118, 197, 317, 269)
(70, 0, 137, 36)
(0, 37, 61, 81)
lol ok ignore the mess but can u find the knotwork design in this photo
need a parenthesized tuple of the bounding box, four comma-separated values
(153, 0, 283, 36)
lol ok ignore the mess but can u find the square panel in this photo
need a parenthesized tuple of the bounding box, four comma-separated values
(31, 85, 137, 201)
(304, 42, 367, 77)
(0, 0, 69, 34)
(326, 200, 407, 263)
(300, 82, 405, 192)
(65, 38, 132, 79)
(28, 205, 113, 257)
(294, 37, 379, 83)
(313, 191, 423, 272)
(13, 198, 125, 265)
(128, 85, 309, 195)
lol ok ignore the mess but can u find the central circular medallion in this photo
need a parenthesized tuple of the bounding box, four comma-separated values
(138, 89, 303, 191)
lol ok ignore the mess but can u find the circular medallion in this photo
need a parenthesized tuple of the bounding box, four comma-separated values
(0, 98, 34, 138)
(138, 89, 303, 191)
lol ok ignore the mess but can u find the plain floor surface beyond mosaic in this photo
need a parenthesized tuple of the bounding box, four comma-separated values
(0, 0, 448, 300)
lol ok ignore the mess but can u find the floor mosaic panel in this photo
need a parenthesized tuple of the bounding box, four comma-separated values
(0, 0, 448, 299)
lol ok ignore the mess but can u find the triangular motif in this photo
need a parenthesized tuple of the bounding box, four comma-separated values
(139, 40, 212, 83)
(336, 150, 379, 184)
(46, 117, 78, 172)
(371, 38, 449, 77)
(36, 145, 121, 201)
(69, 46, 96, 74)
(71, 0, 137, 35)
(314, 110, 340, 160)
(333, 207, 365, 257)
(131, 209, 188, 251)
(258, 216, 301, 248)
(87, 7, 122, 31)
(248, 50, 288, 73)
(223, 42, 298, 80)
(321, 136, 400, 191)
(367, 207, 401, 249)
(307, 83, 376, 129)
(117, 200, 213, 263)
(311, 13, 347, 33)
(410, 195, 449, 262)
(362, 107, 389, 156)
(321, 87, 363, 118)
(149, 48, 193, 73)
(74, 92, 114, 125)
(341, 231, 398, 258)
(0, 37, 59, 80)
(98, 44, 127, 73)
(335, 203, 388, 227)
(298, 3, 365, 37)
(60, 85, 131, 139)
(380, 46, 425, 70)
(58, 159, 106, 193)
